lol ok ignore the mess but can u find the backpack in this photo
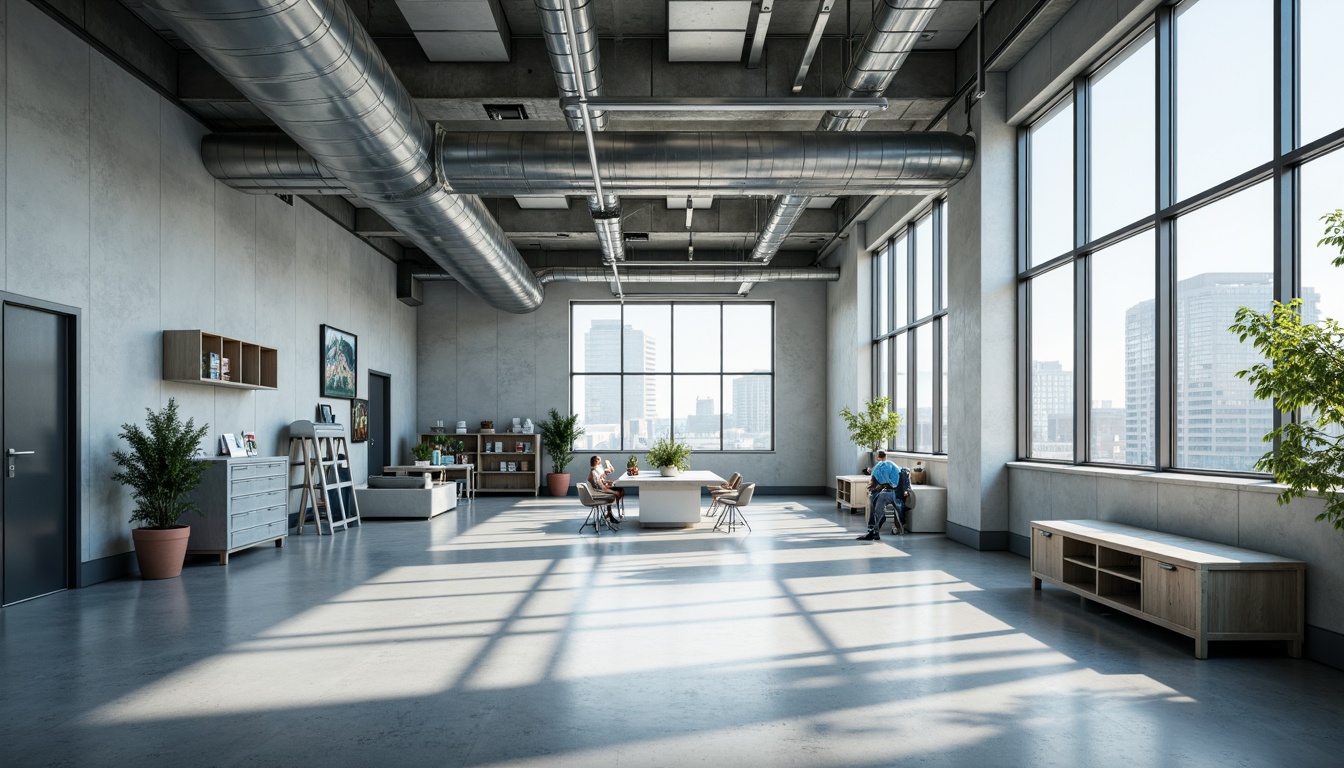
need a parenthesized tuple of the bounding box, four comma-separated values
(894, 467, 917, 510)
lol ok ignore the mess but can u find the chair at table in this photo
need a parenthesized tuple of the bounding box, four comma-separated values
(713, 483, 755, 533)
(577, 483, 618, 535)
(706, 472, 742, 517)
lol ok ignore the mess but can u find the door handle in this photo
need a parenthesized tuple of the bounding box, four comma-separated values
(8, 449, 35, 456)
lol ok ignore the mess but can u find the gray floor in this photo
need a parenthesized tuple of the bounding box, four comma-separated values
(2, 495, 1342, 767)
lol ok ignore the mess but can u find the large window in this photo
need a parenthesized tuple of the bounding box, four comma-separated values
(1017, 0, 1344, 473)
(571, 302, 773, 452)
(872, 200, 948, 454)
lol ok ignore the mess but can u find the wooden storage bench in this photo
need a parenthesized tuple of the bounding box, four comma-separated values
(1031, 520, 1304, 659)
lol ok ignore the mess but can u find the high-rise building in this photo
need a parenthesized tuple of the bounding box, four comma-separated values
(731, 376, 772, 448)
(1125, 273, 1320, 471)
(583, 318, 659, 449)
(1031, 360, 1073, 459)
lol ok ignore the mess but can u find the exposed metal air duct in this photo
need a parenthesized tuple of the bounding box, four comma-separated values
(751, 0, 945, 264)
(143, 0, 543, 313)
(200, 131, 973, 198)
(412, 266, 841, 284)
(536, 0, 625, 261)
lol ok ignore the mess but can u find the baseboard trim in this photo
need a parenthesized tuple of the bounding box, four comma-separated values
(77, 551, 137, 587)
(945, 521, 1009, 551)
(1008, 532, 1030, 557)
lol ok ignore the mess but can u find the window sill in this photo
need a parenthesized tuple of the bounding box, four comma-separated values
(1006, 461, 1295, 496)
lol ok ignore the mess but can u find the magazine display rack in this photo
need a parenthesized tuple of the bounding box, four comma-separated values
(288, 420, 361, 534)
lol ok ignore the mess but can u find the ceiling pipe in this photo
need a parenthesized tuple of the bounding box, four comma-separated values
(412, 266, 840, 284)
(201, 131, 974, 197)
(143, 0, 542, 313)
(536, 0, 626, 263)
(751, 0, 946, 264)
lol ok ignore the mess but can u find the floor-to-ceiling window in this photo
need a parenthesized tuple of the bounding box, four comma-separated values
(571, 302, 774, 452)
(872, 199, 948, 454)
(1016, 0, 1344, 473)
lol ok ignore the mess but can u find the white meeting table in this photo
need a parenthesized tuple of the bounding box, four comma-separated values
(613, 470, 725, 528)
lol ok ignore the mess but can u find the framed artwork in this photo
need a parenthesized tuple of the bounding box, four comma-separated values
(351, 399, 369, 443)
(321, 324, 358, 398)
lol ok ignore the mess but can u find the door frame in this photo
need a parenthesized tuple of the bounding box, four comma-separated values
(368, 369, 391, 473)
(0, 291, 81, 599)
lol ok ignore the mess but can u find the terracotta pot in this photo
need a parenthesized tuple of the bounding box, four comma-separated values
(132, 526, 191, 580)
(547, 473, 571, 497)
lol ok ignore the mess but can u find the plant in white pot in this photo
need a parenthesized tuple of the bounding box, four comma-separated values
(646, 435, 692, 477)
(839, 396, 903, 469)
(539, 408, 585, 496)
(411, 442, 434, 466)
(110, 398, 210, 580)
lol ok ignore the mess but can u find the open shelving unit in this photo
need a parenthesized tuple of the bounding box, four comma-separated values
(163, 330, 277, 390)
(415, 431, 540, 496)
(1031, 519, 1305, 659)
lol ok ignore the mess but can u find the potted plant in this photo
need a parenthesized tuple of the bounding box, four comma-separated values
(646, 436, 692, 477)
(110, 398, 210, 580)
(411, 442, 434, 466)
(840, 396, 903, 469)
(539, 408, 585, 496)
(627, 455, 640, 475)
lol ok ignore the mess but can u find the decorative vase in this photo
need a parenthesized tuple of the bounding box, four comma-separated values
(432, 449, 441, 464)
(523, 418, 533, 433)
(132, 526, 191, 580)
(660, 465, 680, 477)
(547, 473, 571, 496)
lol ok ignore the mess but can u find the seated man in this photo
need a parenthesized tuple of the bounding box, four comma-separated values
(589, 455, 624, 523)
(858, 450, 903, 541)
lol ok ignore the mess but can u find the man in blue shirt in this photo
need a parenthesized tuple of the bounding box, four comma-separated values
(859, 450, 901, 541)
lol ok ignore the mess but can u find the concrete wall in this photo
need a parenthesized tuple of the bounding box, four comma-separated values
(417, 279, 829, 491)
(0, 1, 416, 572)
(824, 235, 866, 481)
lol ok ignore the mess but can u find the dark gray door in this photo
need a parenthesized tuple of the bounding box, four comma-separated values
(2, 303, 71, 605)
(367, 372, 390, 478)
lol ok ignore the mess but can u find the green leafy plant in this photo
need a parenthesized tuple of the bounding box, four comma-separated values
(1230, 210, 1344, 533)
(645, 435, 692, 471)
(110, 399, 210, 530)
(627, 454, 639, 469)
(839, 396, 903, 451)
(539, 408, 585, 475)
(412, 442, 434, 461)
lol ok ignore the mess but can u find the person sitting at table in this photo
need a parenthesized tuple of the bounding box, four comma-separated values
(589, 455, 624, 522)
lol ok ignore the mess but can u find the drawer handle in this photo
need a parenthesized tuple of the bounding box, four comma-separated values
(1158, 562, 1176, 571)
(1040, 531, 1052, 538)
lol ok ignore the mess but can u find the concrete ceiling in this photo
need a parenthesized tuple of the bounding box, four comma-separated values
(115, 0, 1009, 272)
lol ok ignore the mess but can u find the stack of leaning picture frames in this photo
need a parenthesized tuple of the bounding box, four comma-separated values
(288, 419, 361, 534)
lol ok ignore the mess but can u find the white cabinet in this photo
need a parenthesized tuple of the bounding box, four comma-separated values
(185, 456, 288, 564)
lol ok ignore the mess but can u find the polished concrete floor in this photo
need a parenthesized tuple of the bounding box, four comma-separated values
(2, 495, 1342, 767)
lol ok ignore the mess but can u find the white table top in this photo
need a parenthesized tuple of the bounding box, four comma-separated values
(613, 470, 725, 488)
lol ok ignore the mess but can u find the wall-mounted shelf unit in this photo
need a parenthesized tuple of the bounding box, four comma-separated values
(416, 432, 540, 495)
(163, 329, 277, 389)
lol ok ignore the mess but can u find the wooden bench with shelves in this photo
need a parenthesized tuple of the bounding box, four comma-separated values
(1031, 519, 1304, 659)
(163, 330, 277, 390)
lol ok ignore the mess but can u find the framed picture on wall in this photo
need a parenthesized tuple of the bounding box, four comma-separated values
(320, 324, 358, 398)
(351, 399, 369, 443)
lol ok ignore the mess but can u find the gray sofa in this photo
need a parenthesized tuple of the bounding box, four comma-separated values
(356, 475, 457, 519)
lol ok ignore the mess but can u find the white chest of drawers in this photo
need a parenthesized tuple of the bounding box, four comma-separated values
(185, 456, 288, 564)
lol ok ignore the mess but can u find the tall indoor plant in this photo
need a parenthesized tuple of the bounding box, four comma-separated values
(539, 408, 584, 496)
(110, 398, 210, 579)
(840, 396, 903, 469)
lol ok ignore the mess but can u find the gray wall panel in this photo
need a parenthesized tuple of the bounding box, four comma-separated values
(87, 52, 163, 561)
(2, 10, 415, 566)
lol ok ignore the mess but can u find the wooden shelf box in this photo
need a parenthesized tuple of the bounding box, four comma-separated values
(414, 431, 540, 496)
(162, 330, 278, 390)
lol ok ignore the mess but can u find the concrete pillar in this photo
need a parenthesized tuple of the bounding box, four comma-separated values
(946, 72, 1017, 550)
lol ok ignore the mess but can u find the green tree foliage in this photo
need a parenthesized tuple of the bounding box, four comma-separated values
(1230, 211, 1344, 533)
(645, 435, 692, 471)
(839, 396, 904, 451)
(110, 399, 211, 530)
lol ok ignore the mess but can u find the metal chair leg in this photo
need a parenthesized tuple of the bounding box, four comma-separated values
(580, 505, 602, 535)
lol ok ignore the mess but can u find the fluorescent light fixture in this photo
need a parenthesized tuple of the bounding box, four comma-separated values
(514, 196, 570, 210)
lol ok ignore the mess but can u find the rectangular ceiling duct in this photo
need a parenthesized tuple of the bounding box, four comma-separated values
(668, 1, 752, 62)
(395, 0, 512, 62)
